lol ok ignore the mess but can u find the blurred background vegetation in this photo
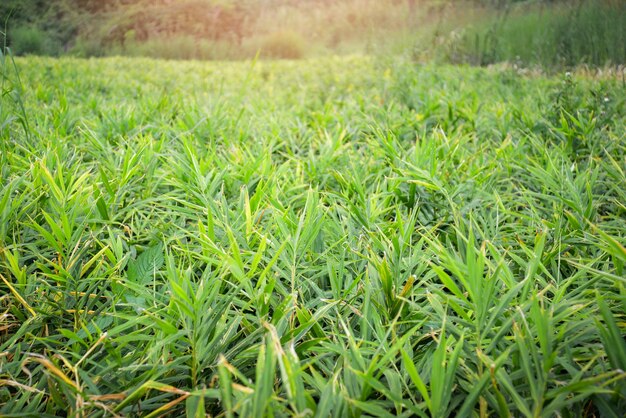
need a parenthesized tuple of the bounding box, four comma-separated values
(1, 0, 624, 66)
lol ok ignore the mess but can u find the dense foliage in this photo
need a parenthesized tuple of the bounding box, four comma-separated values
(1, 54, 625, 416)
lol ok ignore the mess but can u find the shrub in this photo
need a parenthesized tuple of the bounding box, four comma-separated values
(9, 26, 45, 55)
(71, 37, 106, 57)
(260, 30, 306, 59)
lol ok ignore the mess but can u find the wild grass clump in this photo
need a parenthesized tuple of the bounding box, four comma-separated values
(0, 55, 625, 416)
(445, 0, 626, 67)
(120, 36, 211, 61)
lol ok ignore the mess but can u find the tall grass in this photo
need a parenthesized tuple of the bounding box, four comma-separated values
(445, 0, 626, 67)
(0, 55, 625, 416)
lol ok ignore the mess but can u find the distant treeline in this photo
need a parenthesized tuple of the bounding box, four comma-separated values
(1, 0, 260, 55)
(1, 0, 425, 59)
(1, 0, 624, 66)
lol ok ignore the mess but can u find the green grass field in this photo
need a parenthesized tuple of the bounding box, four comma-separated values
(1, 55, 625, 416)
